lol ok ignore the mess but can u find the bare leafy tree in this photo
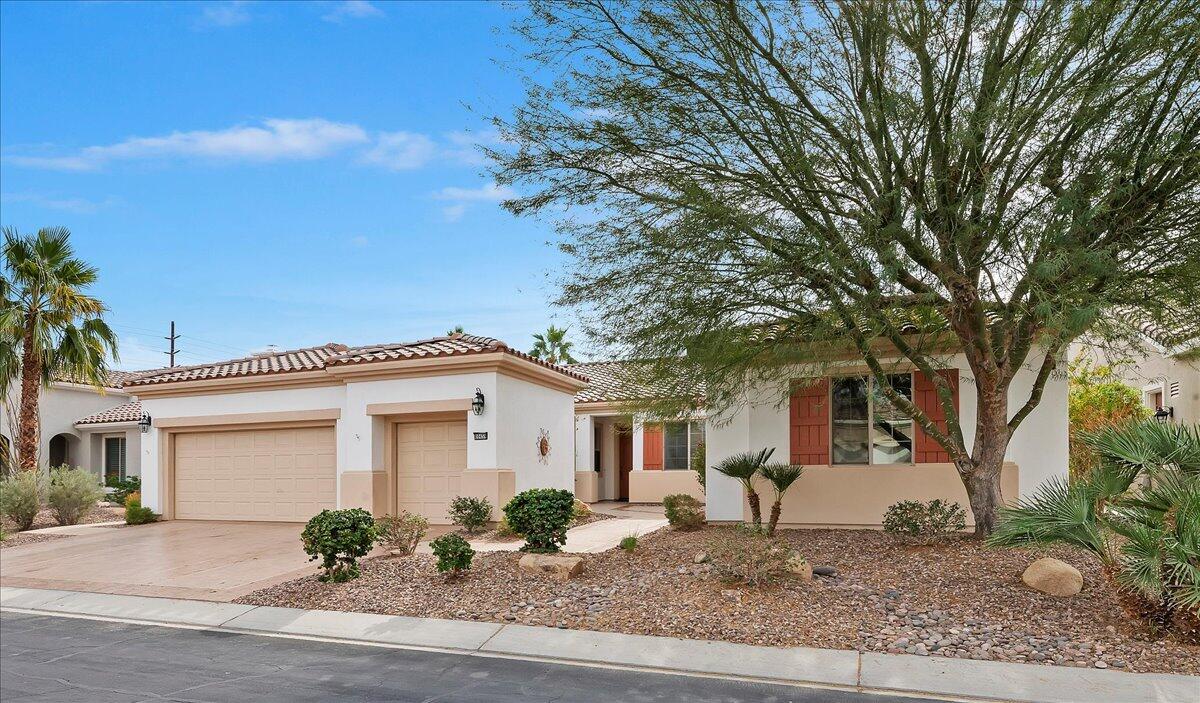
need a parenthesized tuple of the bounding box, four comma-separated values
(489, 0, 1200, 535)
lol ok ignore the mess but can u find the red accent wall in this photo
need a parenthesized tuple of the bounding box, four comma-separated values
(913, 370, 960, 463)
(789, 378, 830, 464)
(642, 424, 664, 470)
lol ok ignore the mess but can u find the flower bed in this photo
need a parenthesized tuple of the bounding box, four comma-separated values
(236, 525, 1199, 675)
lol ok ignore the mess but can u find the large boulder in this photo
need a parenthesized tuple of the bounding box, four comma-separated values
(518, 553, 584, 581)
(1022, 557, 1083, 597)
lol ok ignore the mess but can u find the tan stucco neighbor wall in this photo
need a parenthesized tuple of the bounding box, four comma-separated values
(340, 470, 389, 515)
(575, 471, 600, 503)
(460, 469, 516, 520)
(629, 471, 705, 503)
(741, 462, 1019, 528)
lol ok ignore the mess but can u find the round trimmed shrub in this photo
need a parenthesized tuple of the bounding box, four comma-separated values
(0, 470, 46, 531)
(663, 493, 705, 531)
(503, 488, 575, 553)
(430, 533, 475, 578)
(375, 511, 428, 557)
(124, 491, 158, 525)
(301, 508, 378, 582)
(47, 465, 105, 526)
(447, 495, 492, 534)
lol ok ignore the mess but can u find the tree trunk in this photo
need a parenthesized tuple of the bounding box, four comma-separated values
(746, 487, 762, 529)
(959, 386, 1011, 538)
(17, 314, 41, 473)
(767, 501, 781, 536)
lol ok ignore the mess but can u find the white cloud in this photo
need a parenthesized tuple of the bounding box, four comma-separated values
(432, 183, 517, 202)
(0, 192, 116, 214)
(358, 131, 436, 171)
(323, 1, 383, 22)
(7, 118, 369, 171)
(197, 1, 252, 28)
(441, 204, 467, 223)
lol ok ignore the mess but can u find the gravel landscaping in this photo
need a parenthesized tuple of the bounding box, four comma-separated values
(237, 525, 1199, 676)
(1, 505, 125, 533)
(0, 532, 67, 550)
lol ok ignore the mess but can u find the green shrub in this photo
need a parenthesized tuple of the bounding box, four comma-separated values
(430, 533, 474, 577)
(0, 471, 45, 531)
(503, 488, 576, 553)
(690, 441, 706, 493)
(301, 508, 378, 582)
(706, 525, 792, 587)
(448, 495, 492, 534)
(882, 499, 966, 544)
(123, 492, 159, 525)
(105, 475, 141, 505)
(663, 493, 704, 531)
(375, 511, 428, 556)
(619, 533, 638, 552)
(494, 516, 520, 538)
(47, 466, 105, 526)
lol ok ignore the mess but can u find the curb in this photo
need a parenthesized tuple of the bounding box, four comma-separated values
(1, 587, 1194, 703)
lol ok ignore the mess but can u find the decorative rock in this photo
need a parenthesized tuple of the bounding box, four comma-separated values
(693, 552, 709, 564)
(812, 565, 837, 577)
(1022, 557, 1083, 597)
(786, 553, 813, 580)
(518, 553, 585, 581)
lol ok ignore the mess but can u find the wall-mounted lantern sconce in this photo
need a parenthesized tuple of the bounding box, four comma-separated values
(472, 388, 485, 416)
(1154, 406, 1174, 423)
(138, 413, 153, 434)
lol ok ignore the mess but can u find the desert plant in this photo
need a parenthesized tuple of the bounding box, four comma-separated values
(663, 493, 704, 531)
(105, 475, 140, 505)
(123, 491, 158, 525)
(712, 448, 773, 529)
(690, 441, 706, 493)
(430, 533, 474, 578)
(989, 420, 1200, 641)
(0, 469, 45, 530)
(759, 462, 804, 536)
(503, 488, 575, 553)
(375, 511, 428, 556)
(619, 532, 638, 552)
(705, 525, 792, 587)
(46, 465, 104, 526)
(301, 508, 378, 583)
(883, 499, 967, 544)
(1068, 358, 1150, 477)
(448, 496, 492, 534)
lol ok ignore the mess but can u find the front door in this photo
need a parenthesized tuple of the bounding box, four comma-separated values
(618, 428, 632, 501)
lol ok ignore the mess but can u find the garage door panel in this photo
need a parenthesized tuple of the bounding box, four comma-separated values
(174, 426, 336, 522)
(396, 420, 467, 523)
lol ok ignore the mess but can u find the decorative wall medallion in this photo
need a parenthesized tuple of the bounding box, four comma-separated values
(535, 428, 551, 464)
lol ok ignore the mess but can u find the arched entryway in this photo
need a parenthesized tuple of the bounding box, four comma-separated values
(48, 433, 75, 468)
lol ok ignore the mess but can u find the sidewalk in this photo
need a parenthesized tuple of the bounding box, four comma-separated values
(2, 586, 1193, 703)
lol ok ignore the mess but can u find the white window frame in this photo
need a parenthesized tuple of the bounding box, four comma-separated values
(662, 420, 704, 471)
(829, 372, 916, 467)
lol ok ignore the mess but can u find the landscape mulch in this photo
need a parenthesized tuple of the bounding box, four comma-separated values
(237, 525, 1198, 676)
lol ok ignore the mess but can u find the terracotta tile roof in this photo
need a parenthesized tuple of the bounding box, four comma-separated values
(51, 368, 162, 389)
(126, 334, 587, 387)
(75, 399, 142, 426)
(569, 360, 697, 404)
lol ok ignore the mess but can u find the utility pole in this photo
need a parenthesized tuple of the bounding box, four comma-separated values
(165, 321, 181, 367)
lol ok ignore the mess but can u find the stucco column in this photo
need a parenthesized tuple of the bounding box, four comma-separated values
(574, 413, 593, 471)
(632, 415, 644, 471)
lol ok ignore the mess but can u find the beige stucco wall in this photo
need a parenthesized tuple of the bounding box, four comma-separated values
(459, 469, 516, 520)
(739, 461, 1019, 528)
(339, 470, 389, 515)
(629, 470, 705, 503)
(575, 471, 600, 503)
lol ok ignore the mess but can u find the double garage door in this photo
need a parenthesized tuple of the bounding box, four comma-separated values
(174, 427, 336, 522)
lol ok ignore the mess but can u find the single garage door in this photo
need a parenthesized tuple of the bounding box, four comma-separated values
(174, 426, 336, 521)
(395, 420, 467, 523)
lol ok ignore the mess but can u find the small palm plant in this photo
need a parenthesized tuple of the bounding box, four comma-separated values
(759, 462, 804, 536)
(989, 420, 1200, 642)
(712, 448, 774, 530)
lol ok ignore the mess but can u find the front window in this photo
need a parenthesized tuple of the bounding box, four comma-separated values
(104, 436, 127, 482)
(831, 374, 914, 465)
(664, 421, 704, 470)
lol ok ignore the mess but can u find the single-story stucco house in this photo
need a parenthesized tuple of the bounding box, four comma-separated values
(573, 351, 1068, 529)
(125, 334, 585, 523)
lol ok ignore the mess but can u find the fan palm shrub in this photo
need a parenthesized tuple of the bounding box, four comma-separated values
(759, 462, 804, 536)
(989, 420, 1200, 642)
(712, 448, 774, 529)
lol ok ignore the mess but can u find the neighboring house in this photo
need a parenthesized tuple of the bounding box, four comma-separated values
(1106, 341, 1198, 426)
(126, 334, 585, 524)
(573, 351, 1068, 530)
(1, 369, 153, 482)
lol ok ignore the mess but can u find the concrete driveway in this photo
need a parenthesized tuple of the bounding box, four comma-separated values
(0, 521, 316, 601)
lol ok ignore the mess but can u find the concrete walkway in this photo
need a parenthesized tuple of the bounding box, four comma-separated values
(2, 587, 1193, 703)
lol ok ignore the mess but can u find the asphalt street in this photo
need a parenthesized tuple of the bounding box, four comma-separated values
(0, 611, 946, 702)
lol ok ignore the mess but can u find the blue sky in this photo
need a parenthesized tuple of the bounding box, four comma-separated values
(1, 1, 578, 370)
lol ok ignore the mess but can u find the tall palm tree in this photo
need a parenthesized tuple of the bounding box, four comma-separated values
(529, 325, 578, 364)
(712, 447, 774, 530)
(759, 462, 804, 536)
(1, 227, 119, 472)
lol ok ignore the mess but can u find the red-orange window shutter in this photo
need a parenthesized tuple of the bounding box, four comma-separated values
(789, 378, 829, 465)
(913, 369, 959, 463)
(642, 424, 664, 470)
